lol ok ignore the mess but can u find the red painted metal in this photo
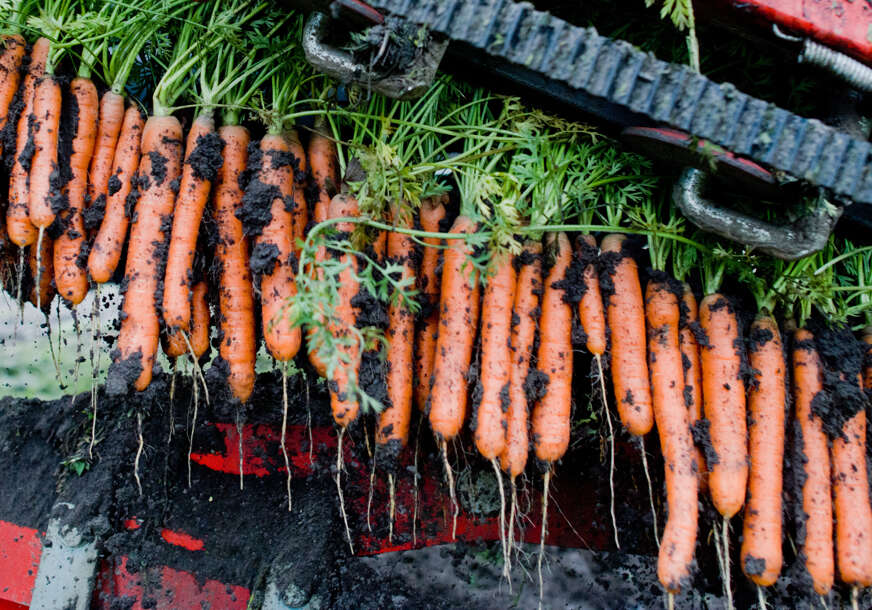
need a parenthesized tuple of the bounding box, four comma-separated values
(95, 556, 250, 610)
(0, 521, 41, 608)
(717, 0, 872, 65)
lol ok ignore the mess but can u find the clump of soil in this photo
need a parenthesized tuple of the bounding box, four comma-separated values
(810, 324, 867, 439)
(186, 132, 224, 182)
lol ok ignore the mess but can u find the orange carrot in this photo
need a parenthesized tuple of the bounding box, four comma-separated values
(645, 279, 698, 593)
(163, 115, 221, 331)
(0, 34, 26, 159)
(53, 77, 97, 305)
(285, 129, 307, 259)
(112, 115, 183, 392)
(87, 105, 144, 283)
(698, 294, 748, 518)
(189, 281, 210, 359)
(862, 327, 872, 391)
(792, 329, 833, 596)
(376, 207, 416, 451)
(27, 232, 53, 311)
(740, 314, 786, 587)
(474, 251, 515, 460)
(427, 214, 480, 440)
(577, 234, 605, 356)
(307, 116, 338, 226)
(832, 373, 872, 587)
(679, 284, 707, 489)
(531, 232, 573, 463)
(500, 240, 542, 477)
(413, 195, 447, 410)
(600, 234, 653, 436)
(27, 76, 62, 229)
(7, 38, 49, 248)
(250, 133, 299, 362)
(326, 192, 362, 427)
(214, 124, 255, 402)
(87, 90, 125, 216)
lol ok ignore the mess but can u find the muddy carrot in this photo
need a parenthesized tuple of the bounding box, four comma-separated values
(53, 77, 97, 305)
(645, 278, 698, 593)
(413, 194, 447, 410)
(27, 232, 53, 311)
(740, 314, 786, 587)
(377, 207, 416, 451)
(0, 34, 26, 159)
(531, 232, 574, 463)
(250, 133, 300, 362)
(189, 281, 210, 359)
(473, 252, 515, 460)
(428, 214, 480, 440)
(698, 294, 748, 518)
(112, 115, 183, 392)
(27, 75, 62, 229)
(500, 241, 542, 476)
(832, 374, 872, 587)
(285, 129, 307, 259)
(87, 105, 144, 283)
(601, 234, 653, 436)
(87, 90, 125, 216)
(214, 124, 255, 402)
(326, 192, 362, 427)
(679, 283, 706, 488)
(792, 329, 833, 596)
(307, 116, 338, 225)
(163, 115, 221, 331)
(7, 38, 49, 248)
(577, 234, 605, 356)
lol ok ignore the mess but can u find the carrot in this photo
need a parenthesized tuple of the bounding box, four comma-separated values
(53, 77, 97, 305)
(87, 105, 143, 283)
(740, 314, 786, 587)
(189, 281, 210, 359)
(285, 129, 308, 259)
(831, 373, 872, 587)
(577, 234, 605, 356)
(500, 241, 542, 477)
(250, 133, 300, 362)
(27, 232, 53, 311)
(214, 124, 255, 403)
(0, 34, 26, 159)
(791, 329, 833, 596)
(163, 115, 221, 331)
(377, 208, 416, 451)
(530, 232, 573, 603)
(531, 232, 574, 463)
(326, 192, 363, 428)
(112, 115, 183, 392)
(87, 91, 125, 217)
(7, 38, 49, 248)
(427, 214, 480, 440)
(645, 278, 698, 593)
(27, 75, 62, 229)
(600, 234, 653, 436)
(307, 116, 338, 225)
(473, 251, 515, 460)
(679, 283, 706, 489)
(413, 194, 447, 410)
(698, 294, 748, 519)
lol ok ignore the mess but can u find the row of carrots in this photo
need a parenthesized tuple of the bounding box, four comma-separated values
(2, 1, 872, 606)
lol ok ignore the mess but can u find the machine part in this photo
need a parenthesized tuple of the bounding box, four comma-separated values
(800, 38, 872, 93)
(673, 167, 842, 260)
(622, 126, 780, 199)
(324, 0, 872, 214)
(29, 509, 99, 610)
(302, 11, 448, 100)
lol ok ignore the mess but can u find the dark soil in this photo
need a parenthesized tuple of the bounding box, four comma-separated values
(810, 324, 868, 439)
(186, 131, 224, 182)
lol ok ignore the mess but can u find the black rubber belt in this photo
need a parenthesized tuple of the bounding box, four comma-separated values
(367, 0, 872, 207)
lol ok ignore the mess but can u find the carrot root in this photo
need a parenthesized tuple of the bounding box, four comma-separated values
(596, 354, 619, 549)
(440, 439, 458, 540)
(639, 436, 659, 547)
(537, 469, 551, 610)
(280, 364, 292, 511)
(335, 428, 354, 554)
